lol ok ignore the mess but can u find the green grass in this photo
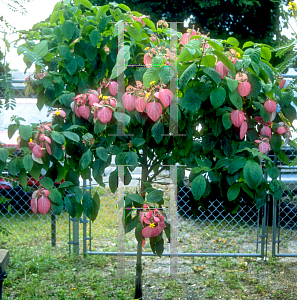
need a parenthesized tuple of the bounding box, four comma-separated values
(1, 185, 297, 299)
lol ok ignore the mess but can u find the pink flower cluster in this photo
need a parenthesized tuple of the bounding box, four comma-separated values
(139, 204, 166, 246)
(29, 123, 52, 160)
(72, 82, 118, 124)
(122, 87, 172, 122)
(30, 188, 51, 215)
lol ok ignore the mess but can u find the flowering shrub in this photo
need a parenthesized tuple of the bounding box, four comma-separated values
(3, 0, 296, 297)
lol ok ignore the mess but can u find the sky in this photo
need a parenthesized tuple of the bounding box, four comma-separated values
(1, 0, 297, 74)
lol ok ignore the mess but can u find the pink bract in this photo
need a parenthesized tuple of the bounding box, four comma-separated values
(30, 197, 37, 214)
(238, 81, 251, 97)
(277, 127, 287, 135)
(78, 105, 90, 120)
(88, 94, 99, 106)
(235, 72, 248, 83)
(258, 142, 270, 154)
(179, 32, 191, 46)
(230, 110, 245, 128)
(260, 126, 272, 139)
(97, 107, 113, 124)
(264, 100, 277, 113)
(144, 53, 152, 68)
(32, 144, 44, 158)
(239, 121, 248, 140)
(110, 98, 117, 108)
(43, 189, 50, 197)
(279, 79, 286, 89)
(122, 93, 136, 111)
(146, 102, 163, 122)
(215, 61, 229, 79)
(45, 143, 52, 156)
(156, 89, 173, 108)
(38, 196, 51, 215)
(135, 98, 147, 112)
(109, 81, 118, 96)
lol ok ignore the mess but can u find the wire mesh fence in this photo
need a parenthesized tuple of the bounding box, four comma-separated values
(1, 78, 297, 259)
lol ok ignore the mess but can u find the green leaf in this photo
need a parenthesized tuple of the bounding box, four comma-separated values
(80, 0, 92, 9)
(151, 120, 164, 144)
(126, 25, 142, 42)
(0, 148, 9, 162)
(143, 68, 159, 88)
(260, 47, 271, 61)
(22, 154, 34, 172)
(113, 112, 130, 126)
(83, 192, 99, 222)
(94, 120, 106, 134)
(99, 15, 112, 33)
(84, 42, 97, 61)
(62, 20, 75, 40)
(281, 90, 294, 106)
(229, 89, 242, 110)
(267, 167, 280, 180)
(79, 149, 93, 170)
(210, 87, 226, 108)
(243, 160, 262, 189)
(40, 177, 54, 189)
(19, 125, 32, 141)
(118, 3, 131, 11)
(247, 73, 261, 98)
(159, 66, 171, 84)
(201, 55, 216, 67)
(51, 202, 64, 215)
(70, 186, 83, 203)
(225, 77, 238, 93)
(59, 45, 72, 61)
(51, 131, 65, 144)
(126, 193, 145, 204)
(96, 147, 108, 162)
(243, 41, 254, 48)
(8, 159, 21, 176)
(62, 131, 80, 143)
(191, 174, 206, 201)
(277, 150, 290, 165)
(270, 133, 282, 154)
(49, 188, 62, 205)
(42, 75, 52, 89)
(179, 63, 197, 90)
(125, 216, 138, 233)
(34, 40, 48, 58)
(147, 190, 163, 203)
(60, 92, 75, 107)
(65, 57, 77, 75)
(260, 104, 270, 124)
(64, 195, 76, 218)
(228, 157, 247, 174)
(90, 30, 101, 47)
(227, 183, 240, 201)
(154, 238, 164, 258)
(125, 151, 138, 172)
(18, 168, 27, 190)
(202, 66, 221, 86)
(8, 124, 17, 139)
(183, 87, 201, 114)
(222, 113, 232, 130)
(131, 138, 145, 148)
(226, 37, 239, 47)
(109, 169, 118, 193)
(282, 105, 296, 124)
(202, 133, 216, 153)
(96, 5, 110, 19)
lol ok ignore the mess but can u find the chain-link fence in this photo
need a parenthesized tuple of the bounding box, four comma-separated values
(0, 78, 69, 251)
(2, 76, 297, 260)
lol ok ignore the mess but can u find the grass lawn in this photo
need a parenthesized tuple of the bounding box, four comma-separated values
(1, 185, 297, 299)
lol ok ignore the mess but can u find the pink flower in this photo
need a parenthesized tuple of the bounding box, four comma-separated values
(260, 126, 272, 139)
(109, 81, 118, 96)
(179, 33, 191, 46)
(277, 126, 287, 135)
(88, 94, 99, 106)
(30, 189, 51, 215)
(264, 99, 277, 113)
(255, 138, 270, 154)
(231, 110, 246, 128)
(140, 206, 166, 239)
(215, 61, 229, 79)
(238, 81, 251, 97)
(144, 53, 152, 68)
(32, 144, 44, 158)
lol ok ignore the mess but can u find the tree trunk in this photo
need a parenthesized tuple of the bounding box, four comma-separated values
(134, 134, 148, 300)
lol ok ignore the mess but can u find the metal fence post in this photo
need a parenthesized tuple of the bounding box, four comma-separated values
(82, 179, 87, 255)
(260, 203, 267, 258)
(51, 211, 56, 247)
(72, 217, 79, 255)
(272, 196, 277, 257)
